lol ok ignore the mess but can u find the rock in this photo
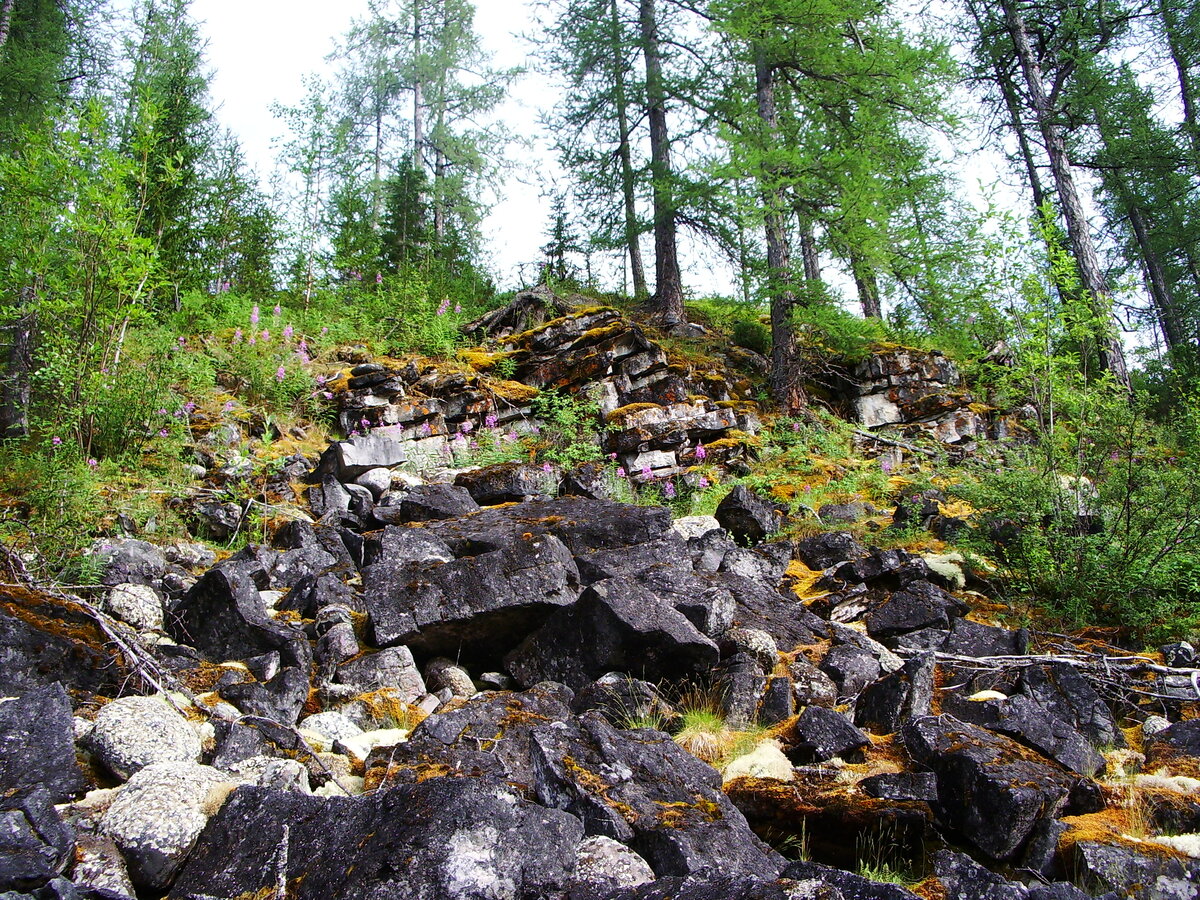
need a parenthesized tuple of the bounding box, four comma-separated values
(855, 653, 935, 735)
(932, 849, 1028, 900)
(758, 676, 795, 726)
(637, 567, 737, 637)
(720, 628, 780, 672)
(716, 486, 785, 546)
(859, 772, 938, 804)
(1161, 641, 1196, 668)
(365, 532, 581, 658)
(506, 578, 720, 691)
(167, 563, 311, 670)
(528, 712, 783, 878)
(1069, 840, 1200, 900)
(209, 720, 272, 771)
(268, 545, 338, 591)
(864, 582, 965, 639)
(354, 467, 392, 498)
(793, 533, 866, 571)
(572, 674, 677, 730)
(818, 501, 876, 525)
(424, 658, 476, 697)
(218, 667, 309, 726)
(454, 462, 558, 504)
(298, 712, 363, 749)
(103, 584, 163, 632)
(86, 695, 202, 781)
(1019, 663, 1123, 750)
(72, 833, 136, 899)
(572, 835, 656, 893)
(561, 461, 620, 502)
(723, 741, 794, 783)
(190, 501, 243, 540)
(93, 540, 166, 588)
(170, 779, 584, 900)
(716, 654, 768, 727)
(100, 762, 231, 890)
(942, 619, 1028, 658)
(334, 729, 411, 768)
(373, 484, 480, 523)
(902, 715, 1084, 860)
(278, 573, 356, 619)
(317, 430, 408, 481)
(362, 525, 455, 568)
(819, 645, 881, 703)
(0, 591, 128, 696)
(719, 546, 790, 585)
(0, 684, 86, 802)
(331, 646, 426, 700)
(781, 861, 921, 900)
(671, 515, 722, 542)
(1143, 715, 1171, 738)
(0, 786, 75, 893)
(784, 706, 870, 763)
(788, 658, 839, 708)
(573, 538, 692, 586)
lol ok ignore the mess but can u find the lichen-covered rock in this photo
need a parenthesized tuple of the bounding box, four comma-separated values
(72, 833, 136, 899)
(454, 462, 558, 505)
(298, 712, 364, 748)
(93, 539, 166, 588)
(169, 779, 584, 900)
(100, 762, 232, 889)
(373, 483, 480, 523)
(425, 658, 476, 697)
(0, 683, 86, 802)
(103, 584, 163, 632)
(716, 486, 785, 547)
(723, 741, 794, 783)
(331, 646, 426, 701)
(855, 653, 935, 735)
(720, 628, 780, 673)
(572, 835, 656, 893)
(86, 696, 202, 781)
(785, 706, 870, 763)
(1068, 840, 1200, 900)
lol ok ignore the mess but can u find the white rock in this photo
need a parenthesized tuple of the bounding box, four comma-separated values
(87, 695, 202, 780)
(922, 552, 967, 591)
(722, 740, 795, 783)
(355, 467, 393, 498)
(104, 584, 163, 632)
(424, 658, 476, 698)
(1153, 834, 1200, 857)
(670, 515, 722, 541)
(572, 835, 655, 891)
(299, 711, 365, 746)
(1134, 773, 1200, 794)
(1143, 715, 1172, 738)
(74, 833, 137, 899)
(259, 590, 285, 609)
(334, 728, 410, 766)
(968, 690, 1008, 702)
(315, 775, 366, 797)
(100, 762, 232, 889)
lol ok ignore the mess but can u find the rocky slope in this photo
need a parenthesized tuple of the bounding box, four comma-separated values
(3, 298, 1200, 900)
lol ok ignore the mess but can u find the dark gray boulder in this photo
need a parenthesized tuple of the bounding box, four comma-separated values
(217, 667, 309, 727)
(716, 486, 785, 546)
(528, 712, 783, 879)
(1019, 663, 1122, 750)
(785, 706, 870, 763)
(932, 849, 1028, 900)
(167, 563, 311, 670)
(505, 578, 719, 691)
(855, 653, 935, 735)
(781, 861, 921, 900)
(572, 675, 677, 731)
(454, 462, 557, 504)
(373, 484, 480, 523)
(95, 539, 166, 588)
(865, 582, 966, 639)
(942, 619, 1028, 657)
(819, 645, 881, 703)
(0, 787, 74, 894)
(1069, 840, 1200, 900)
(361, 526, 455, 568)
(171, 779, 583, 900)
(365, 532, 580, 658)
(858, 772, 938, 804)
(902, 715, 1085, 861)
(793, 533, 866, 571)
(0, 684, 86, 802)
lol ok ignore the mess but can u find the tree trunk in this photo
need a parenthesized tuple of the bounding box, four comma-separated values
(638, 0, 684, 325)
(1, 304, 35, 439)
(0, 0, 16, 60)
(1158, 0, 1200, 162)
(798, 216, 821, 284)
(755, 49, 805, 414)
(851, 250, 882, 319)
(1002, 0, 1130, 388)
(608, 0, 647, 300)
(1126, 202, 1185, 350)
(412, 2, 425, 174)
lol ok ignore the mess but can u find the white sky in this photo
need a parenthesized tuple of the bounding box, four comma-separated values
(195, 0, 561, 290)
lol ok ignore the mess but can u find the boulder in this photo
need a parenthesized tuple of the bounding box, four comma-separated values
(716, 487, 785, 546)
(571, 674, 677, 731)
(454, 462, 558, 504)
(103, 584, 163, 632)
(784, 706, 871, 763)
(316, 430, 408, 481)
(72, 833, 136, 899)
(571, 836, 656, 894)
(331, 646, 426, 700)
(855, 653, 935, 735)
(793, 533, 866, 571)
(366, 532, 581, 658)
(528, 712, 783, 878)
(278, 573, 356, 619)
(0, 786, 75, 893)
(373, 484, 480, 523)
(818, 645, 881, 703)
(932, 849, 1028, 900)
(788, 658, 839, 708)
(505, 578, 719, 691)
(864, 582, 965, 639)
(167, 564, 311, 670)
(1069, 840, 1200, 900)
(86, 695, 202, 781)
(858, 772, 938, 804)
(94, 539, 166, 588)
(1019, 663, 1123, 750)
(781, 861, 921, 900)
(100, 762, 232, 890)
(0, 684, 86, 802)
(217, 667, 309, 727)
(715, 654, 768, 727)
(361, 526, 455, 568)
(942, 619, 1028, 658)
(170, 779, 584, 900)
(902, 715, 1085, 860)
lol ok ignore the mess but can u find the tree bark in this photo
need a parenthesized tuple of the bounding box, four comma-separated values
(1, 305, 36, 439)
(0, 0, 16, 61)
(1126, 202, 1185, 350)
(755, 48, 805, 414)
(798, 216, 821, 284)
(638, 0, 684, 325)
(412, 2, 425, 174)
(608, 0, 648, 300)
(851, 250, 882, 319)
(1002, 0, 1130, 388)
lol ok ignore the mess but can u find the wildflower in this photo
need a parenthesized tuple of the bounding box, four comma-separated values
(283, 324, 294, 340)
(436, 298, 450, 316)
(503, 432, 518, 442)
(322, 391, 333, 400)
(459, 420, 473, 434)
(261, 329, 270, 341)
(694, 443, 706, 461)
(616, 467, 626, 477)
(296, 348, 311, 364)
(663, 482, 676, 499)
(275, 366, 286, 381)
(51, 436, 61, 446)
(248, 335, 257, 346)
(177, 336, 186, 347)
(273, 304, 281, 318)
(543, 463, 553, 474)
(250, 305, 260, 325)
(485, 414, 497, 429)
(156, 409, 167, 416)
(454, 432, 466, 443)
(184, 401, 196, 414)
(321, 327, 329, 334)
(376, 272, 383, 284)
(159, 428, 169, 437)
(880, 458, 893, 474)
(223, 401, 235, 412)
(298, 339, 309, 354)
(87, 458, 98, 468)
(454, 303, 462, 314)
(698, 477, 709, 489)
(641, 465, 652, 479)
(420, 421, 433, 436)
(316, 374, 326, 385)
(803, 484, 812, 493)
(792, 422, 801, 432)
(608, 453, 617, 461)
(360, 417, 371, 429)
(233, 328, 243, 343)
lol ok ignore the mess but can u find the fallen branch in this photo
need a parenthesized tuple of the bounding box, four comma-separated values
(851, 428, 938, 458)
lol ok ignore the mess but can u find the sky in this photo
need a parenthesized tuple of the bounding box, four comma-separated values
(195, 0, 561, 290)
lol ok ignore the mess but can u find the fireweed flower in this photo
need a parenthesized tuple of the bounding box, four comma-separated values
(616, 467, 626, 478)
(454, 303, 462, 314)
(695, 443, 706, 460)
(436, 298, 450, 316)
(459, 420, 473, 434)
(322, 391, 333, 400)
(273, 304, 281, 318)
(223, 401, 236, 412)
(663, 482, 676, 499)
(360, 418, 371, 429)
(698, 477, 710, 489)
(159, 429, 169, 437)
(248, 334, 257, 346)
(641, 466, 652, 479)
(543, 463, 553, 474)
(420, 421, 432, 436)
(51, 436, 61, 446)
(485, 414, 497, 429)
(87, 458, 98, 468)
(261, 329, 270, 341)
(233, 328, 243, 343)
(881, 458, 893, 474)
(376, 272, 383, 284)
(250, 305, 260, 325)
(283, 324, 294, 340)
(275, 366, 286, 381)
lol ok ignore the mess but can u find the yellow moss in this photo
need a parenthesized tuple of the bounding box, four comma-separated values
(486, 379, 540, 403)
(654, 795, 724, 828)
(786, 560, 827, 600)
(459, 349, 508, 371)
(562, 755, 639, 823)
(508, 308, 619, 347)
(936, 499, 976, 519)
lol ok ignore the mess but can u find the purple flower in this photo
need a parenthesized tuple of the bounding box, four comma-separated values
(159, 428, 169, 437)
(881, 458, 893, 474)
(641, 465, 652, 479)
(420, 421, 433, 436)
(273, 304, 281, 318)
(184, 401, 196, 414)
(663, 482, 676, 499)
(542, 463, 553, 474)
(298, 339, 309, 354)
(315, 374, 326, 385)
(51, 436, 61, 446)
(454, 303, 462, 314)
(616, 467, 626, 478)
(87, 458, 98, 468)
(360, 417, 371, 429)
(698, 477, 709, 489)
(261, 329, 270, 341)
(503, 432, 518, 443)
(376, 272, 383, 284)
(156, 409, 167, 416)
(322, 391, 333, 400)
(248, 335, 257, 346)
(223, 400, 236, 412)
(454, 432, 466, 443)
(792, 422, 801, 432)
(283, 324, 294, 340)
(275, 365, 286, 381)
(177, 336, 186, 347)
(694, 443, 706, 460)
(250, 305, 260, 325)
(485, 414, 497, 429)
(459, 420, 473, 434)
(436, 298, 450, 316)
(608, 453, 617, 461)
(233, 328, 243, 343)
(321, 327, 329, 334)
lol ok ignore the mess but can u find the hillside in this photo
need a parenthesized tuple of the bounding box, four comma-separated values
(1, 288, 1199, 900)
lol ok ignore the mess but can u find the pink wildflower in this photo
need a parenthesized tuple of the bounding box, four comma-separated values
(273, 304, 281, 318)
(695, 443, 706, 460)
(283, 324, 294, 340)
(543, 463, 553, 474)
(376, 272, 383, 284)
(52, 436, 61, 446)
(87, 458, 98, 468)
(641, 465, 652, 479)
(250, 305, 260, 325)
(616, 467, 626, 478)
(275, 366, 286, 381)
(663, 482, 676, 499)
(261, 329, 270, 341)
(233, 328, 243, 343)
(485, 414, 497, 429)
(698, 477, 710, 489)
(159, 428, 169, 437)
